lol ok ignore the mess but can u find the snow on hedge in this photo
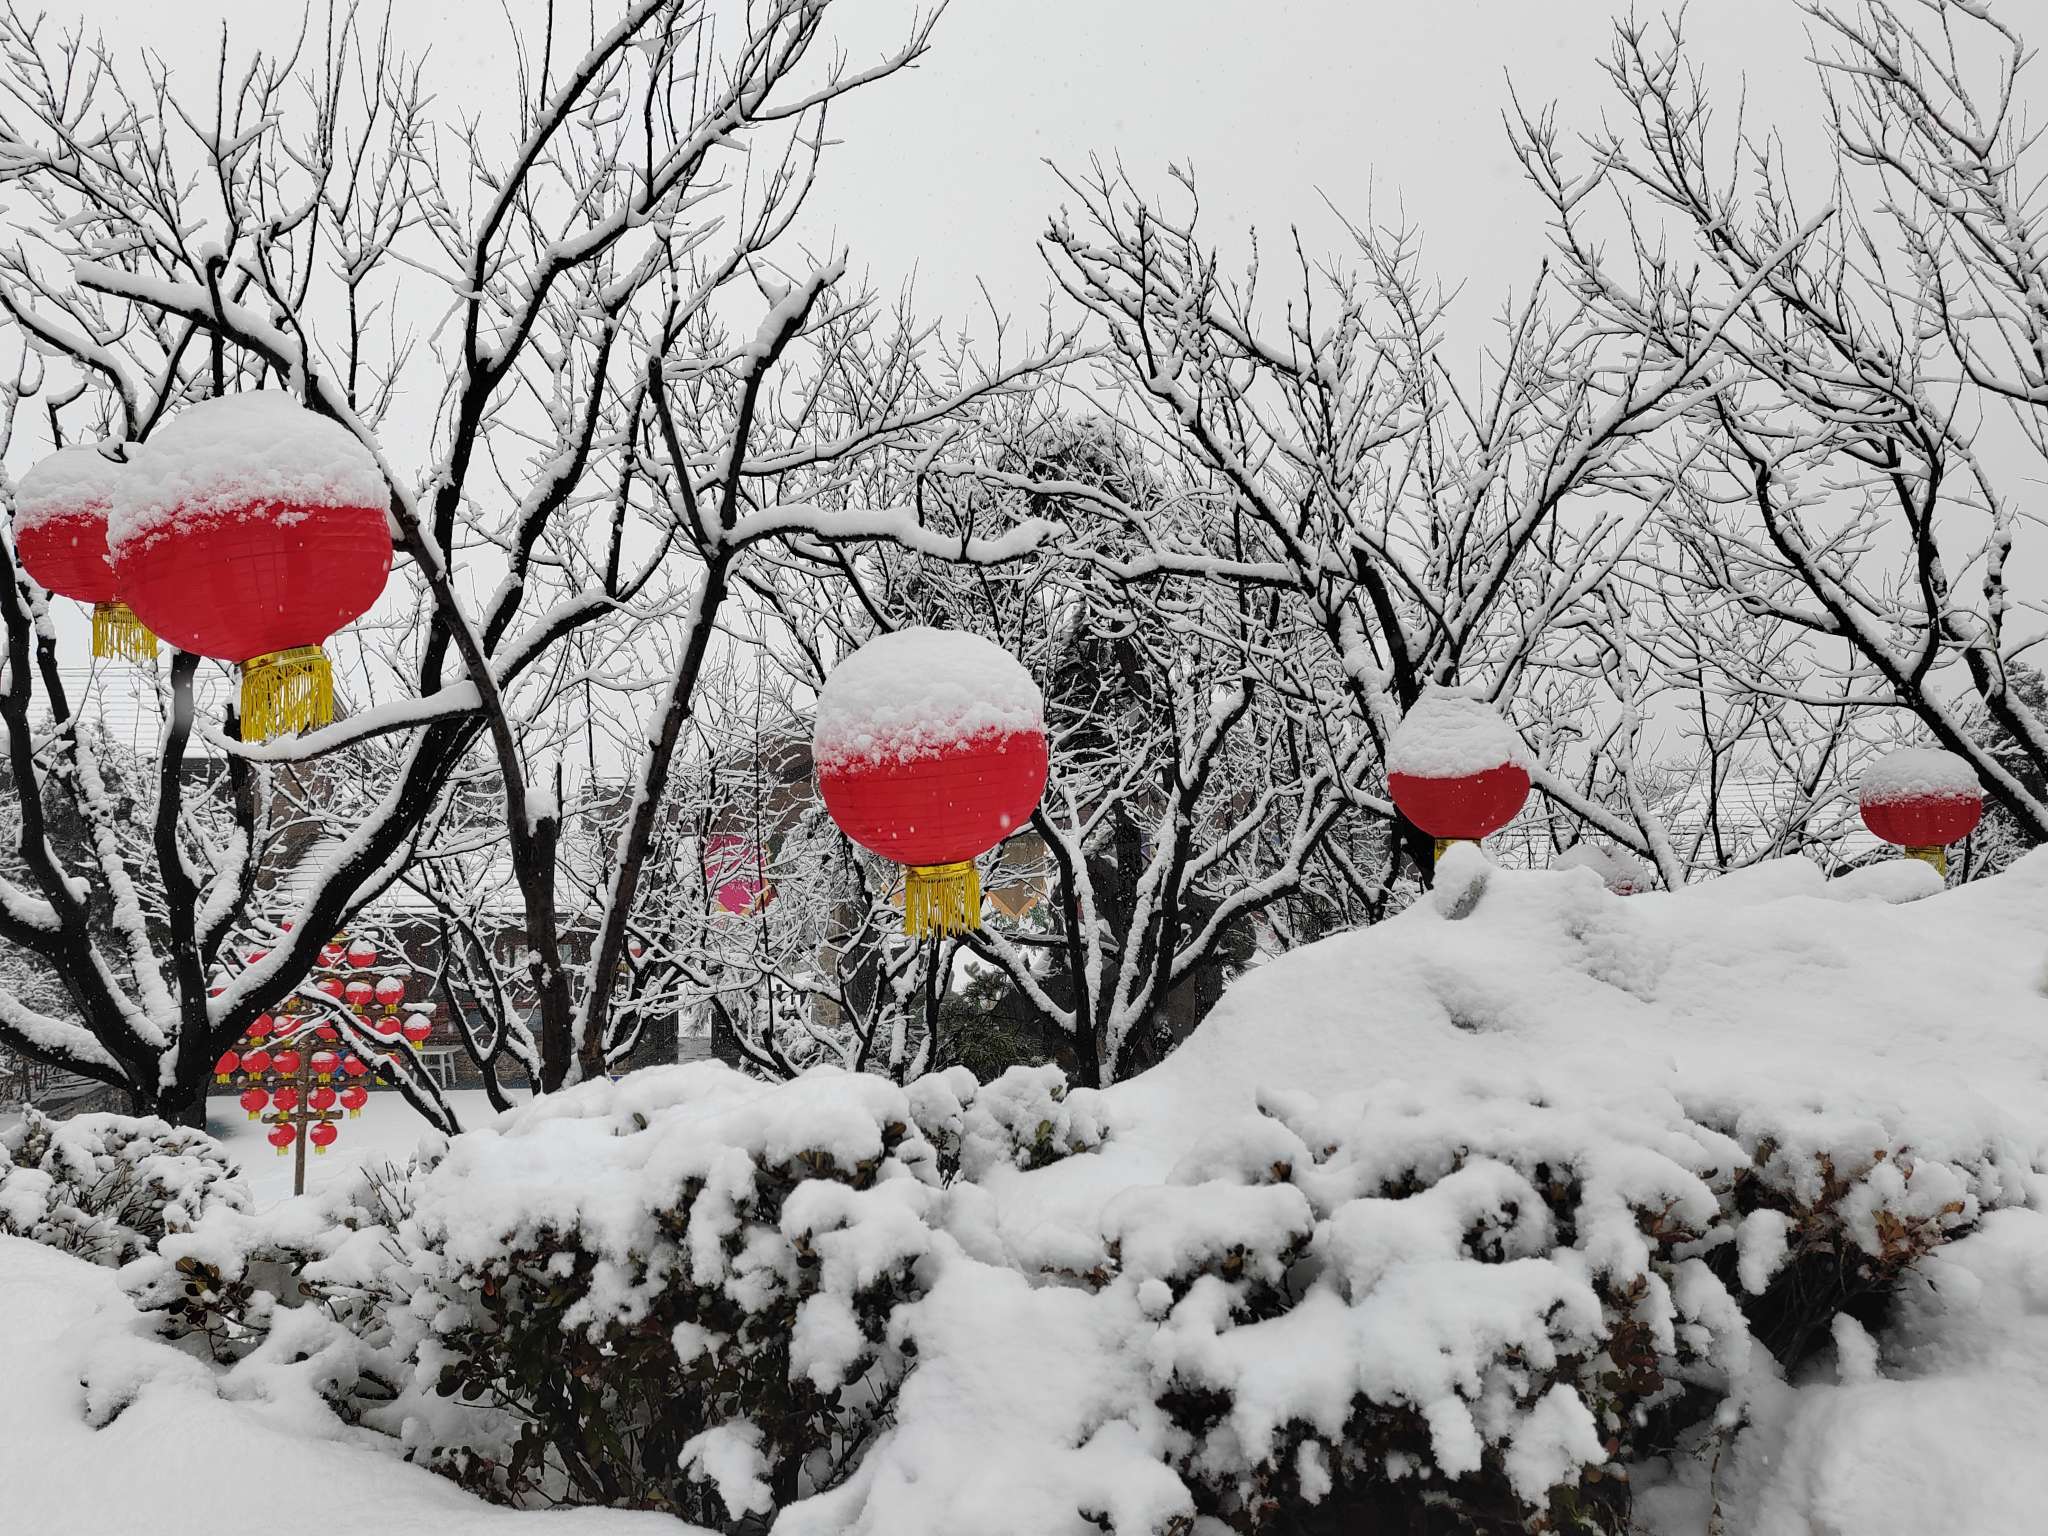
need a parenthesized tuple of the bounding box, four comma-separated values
(812, 627, 1044, 772)
(12, 442, 126, 533)
(109, 392, 388, 552)
(1385, 687, 1528, 778)
(18, 851, 2048, 1534)
(1860, 745, 1982, 804)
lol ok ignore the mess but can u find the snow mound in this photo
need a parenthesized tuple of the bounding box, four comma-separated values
(12, 443, 127, 533)
(1860, 745, 1981, 804)
(1549, 840, 1654, 893)
(109, 393, 388, 552)
(813, 626, 1044, 771)
(1385, 687, 1528, 777)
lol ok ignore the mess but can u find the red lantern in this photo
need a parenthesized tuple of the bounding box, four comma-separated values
(401, 1018, 433, 1047)
(341, 1055, 369, 1078)
(317, 976, 346, 1002)
(108, 393, 391, 740)
(308, 1122, 338, 1155)
(812, 628, 1048, 938)
(310, 1050, 339, 1081)
(309, 1085, 337, 1113)
(374, 1016, 401, 1038)
(245, 948, 267, 966)
(315, 1025, 339, 1043)
(11, 444, 157, 660)
(344, 979, 375, 1013)
(319, 942, 346, 969)
(374, 974, 405, 1013)
(1385, 692, 1531, 858)
(242, 1048, 273, 1077)
(212, 1050, 240, 1084)
(1860, 747, 1983, 878)
(339, 1085, 368, 1117)
(271, 1048, 302, 1077)
(238, 1087, 270, 1120)
(273, 1086, 300, 1113)
(247, 1014, 274, 1040)
(346, 939, 378, 970)
(267, 1124, 296, 1155)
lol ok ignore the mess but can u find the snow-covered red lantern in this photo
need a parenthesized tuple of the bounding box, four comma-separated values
(310, 1050, 339, 1082)
(342, 1055, 369, 1079)
(374, 975, 405, 1013)
(11, 444, 157, 660)
(340, 1085, 368, 1117)
(344, 979, 374, 1013)
(242, 1048, 272, 1077)
(271, 1048, 302, 1077)
(319, 941, 346, 969)
(247, 1014, 273, 1041)
(317, 976, 346, 1003)
(1860, 747, 1983, 878)
(314, 1025, 339, 1043)
(273, 1086, 300, 1113)
(108, 393, 391, 740)
(346, 938, 378, 970)
(704, 833, 770, 916)
(401, 1017, 433, 1048)
(309, 1122, 338, 1155)
(213, 1049, 241, 1084)
(238, 1087, 269, 1120)
(374, 1016, 401, 1038)
(813, 628, 1048, 938)
(309, 1085, 337, 1113)
(1385, 691, 1531, 862)
(267, 1125, 296, 1155)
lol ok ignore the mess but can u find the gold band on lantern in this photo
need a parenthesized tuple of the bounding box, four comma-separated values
(91, 601, 158, 661)
(242, 646, 333, 741)
(904, 860, 982, 939)
(1433, 836, 1466, 863)
(1904, 844, 1948, 878)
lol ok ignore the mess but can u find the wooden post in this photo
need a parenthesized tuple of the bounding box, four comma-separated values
(291, 1048, 310, 1198)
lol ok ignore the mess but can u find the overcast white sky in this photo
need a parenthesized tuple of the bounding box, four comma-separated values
(73, 0, 1823, 332)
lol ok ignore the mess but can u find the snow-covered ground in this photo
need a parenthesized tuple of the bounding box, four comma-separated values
(206, 1088, 519, 1207)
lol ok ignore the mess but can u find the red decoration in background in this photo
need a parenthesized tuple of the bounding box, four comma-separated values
(340, 1085, 368, 1117)
(704, 833, 770, 915)
(342, 1056, 369, 1078)
(346, 940, 378, 970)
(310, 1051, 339, 1081)
(213, 1050, 240, 1084)
(242, 1048, 272, 1076)
(272, 1087, 299, 1112)
(374, 975, 405, 1012)
(239, 1088, 269, 1120)
(247, 1015, 273, 1040)
(1386, 763, 1532, 842)
(1860, 791, 1983, 849)
(309, 1086, 337, 1113)
(401, 1018, 433, 1047)
(344, 979, 374, 1012)
(268, 1125, 296, 1154)
(317, 977, 345, 1002)
(319, 942, 346, 968)
(374, 1018, 401, 1038)
(308, 1122, 338, 1154)
(271, 1048, 302, 1077)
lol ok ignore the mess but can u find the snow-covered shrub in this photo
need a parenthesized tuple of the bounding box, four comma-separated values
(0, 1109, 248, 1266)
(908, 1062, 1110, 1181)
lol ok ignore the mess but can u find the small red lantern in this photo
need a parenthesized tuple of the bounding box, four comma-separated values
(319, 941, 346, 969)
(245, 948, 267, 966)
(374, 974, 405, 1013)
(374, 1017, 402, 1038)
(1860, 747, 1983, 878)
(247, 1014, 273, 1040)
(341, 1055, 369, 1078)
(310, 1050, 339, 1081)
(267, 1124, 296, 1155)
(812, 628, 1048, 938)
(401, 1017, 433, 1047)
(242, 1047, 273, 1077)
(315, 1025, 339, 1043)
(1385, 691, 1531, 861)
(308, 1122, 338, 1155)
(309, 1085, 338, 1113)
(213, 1049, 241, 1084)
(273, 1086, 300, 1113)
(11, 443, 157, 660)
(344, 979, 375, 1012)
(317, 976, 346, 1002)
(346, 939, 378, 970)
(108, 393, 392, 740)
(238, 1087, 270, 1120)
(271, 1048, 302, 1077)
(339, 1085, 369, 1117)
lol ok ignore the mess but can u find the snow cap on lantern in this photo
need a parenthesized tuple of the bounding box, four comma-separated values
(1386, 688, 1531, 851)
(1859, 746, 1982, 877)
(12, 443, 158, 660)
(108, 393, 391, 740)
(813, 626, 1048, 939)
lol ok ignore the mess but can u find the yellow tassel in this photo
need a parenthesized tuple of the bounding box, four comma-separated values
(90, 602, 158, 661)
(1905, 845, 1948, 879)
(904, 860, 981, 939)
(1433, 836, 1468, 863)
(241, 646, 333, 741)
